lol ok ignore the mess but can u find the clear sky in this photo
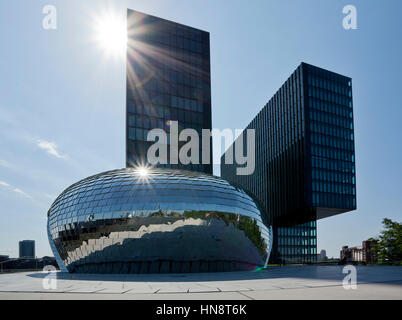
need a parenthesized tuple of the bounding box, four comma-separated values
(0, 0, 401, 259)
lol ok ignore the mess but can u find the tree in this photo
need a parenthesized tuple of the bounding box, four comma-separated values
(370, 219, 402, 265)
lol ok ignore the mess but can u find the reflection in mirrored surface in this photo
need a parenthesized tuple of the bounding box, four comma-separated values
(47, 168, 272, 273)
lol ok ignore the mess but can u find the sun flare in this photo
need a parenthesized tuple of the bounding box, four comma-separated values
(93, 10, 127, 59)
(137, 167, 149, 177)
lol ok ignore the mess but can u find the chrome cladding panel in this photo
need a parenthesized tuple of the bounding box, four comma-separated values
(47, 168, 272, 273)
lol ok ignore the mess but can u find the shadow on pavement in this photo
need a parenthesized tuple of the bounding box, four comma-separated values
(26, 265, 402, 284)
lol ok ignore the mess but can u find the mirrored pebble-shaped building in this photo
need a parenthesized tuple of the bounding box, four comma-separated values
(47, 168, 273, 274)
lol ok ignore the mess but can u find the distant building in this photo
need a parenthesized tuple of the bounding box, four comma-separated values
(340, 240, 376, 264)
(19, 240, 35, 258)
(317, 249, 327, 261)
(37, 256, 57, 268)
(362, 240, 376, 263)
(0, 256, 58, 272)
(0, 255, 9, 262)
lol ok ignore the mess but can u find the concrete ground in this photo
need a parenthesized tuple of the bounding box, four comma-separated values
(0, 265, 401, 300)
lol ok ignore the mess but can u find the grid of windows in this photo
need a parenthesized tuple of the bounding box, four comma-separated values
(221, 62, 356, 263)
(306, 67, 356, 210)
(221, 64, 306, 226)
(275, 221, 317, 263)
(126, 10, 212, 173)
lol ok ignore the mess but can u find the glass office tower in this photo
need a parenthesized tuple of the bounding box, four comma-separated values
(19, 240, 35, 258)
(221, 62, 356, 263)
(126, 9, 212, 173)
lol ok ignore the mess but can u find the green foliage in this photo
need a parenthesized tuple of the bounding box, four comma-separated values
(370, 218, 402, 265)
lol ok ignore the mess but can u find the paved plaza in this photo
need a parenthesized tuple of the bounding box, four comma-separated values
(0, 265, 401, 299)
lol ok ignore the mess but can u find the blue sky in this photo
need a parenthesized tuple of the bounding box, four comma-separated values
(0, 0, 401, 259)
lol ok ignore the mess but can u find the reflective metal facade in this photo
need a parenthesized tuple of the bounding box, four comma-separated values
(221, 63, 356, 263)
(126, 10, 212, 173)
(47, 168, 272, 273)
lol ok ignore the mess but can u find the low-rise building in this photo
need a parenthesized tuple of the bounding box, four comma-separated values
(340, 240, 376, 264)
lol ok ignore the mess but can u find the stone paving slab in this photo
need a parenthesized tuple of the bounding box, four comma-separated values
(0, 266, 401, 299)
(242, 281, 402, 300)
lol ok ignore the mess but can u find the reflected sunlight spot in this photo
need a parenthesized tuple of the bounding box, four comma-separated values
(137, 167, 149, 177)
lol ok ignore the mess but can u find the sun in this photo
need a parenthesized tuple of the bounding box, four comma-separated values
(93, 9, 127, 59)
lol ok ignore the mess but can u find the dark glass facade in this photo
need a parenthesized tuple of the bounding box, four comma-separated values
(126, 9, 212, 173)
(307, 64, 356, 214)
(272, 221, 317, 264)
(19, 240, 35, 258)
(221, 62, 356, 263)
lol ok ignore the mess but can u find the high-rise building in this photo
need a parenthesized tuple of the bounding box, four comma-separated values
(126, 9, 212, 173)
(19, 240, 35, 258)
(221, 62, 356, 263)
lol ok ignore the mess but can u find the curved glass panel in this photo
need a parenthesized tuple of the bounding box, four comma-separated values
(47, 168, 273, 273)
